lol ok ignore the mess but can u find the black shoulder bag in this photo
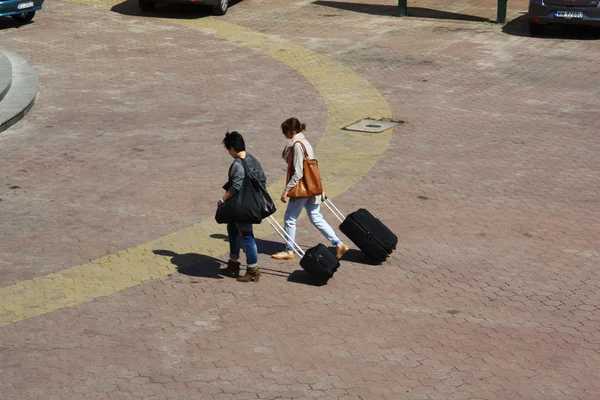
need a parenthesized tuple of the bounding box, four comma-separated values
(215, 158, 276, 224)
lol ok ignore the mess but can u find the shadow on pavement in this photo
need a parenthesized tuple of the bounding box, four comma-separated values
(155, 248, 291, 278)
(153, 249, 225, 278)
(340, 248, 380, 266)
(0, 19, 34, 31)
(287, 270, 321, 286)
(312, 0, 488, 22)
(256, 238, 286, 256)
(503, 13, 600, 39)
(111, 0, 241, 18)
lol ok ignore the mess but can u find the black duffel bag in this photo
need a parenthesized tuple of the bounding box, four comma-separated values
(215, 158, 276, 224)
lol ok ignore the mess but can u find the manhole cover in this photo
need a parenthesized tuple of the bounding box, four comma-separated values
(343, 118, 402, 133)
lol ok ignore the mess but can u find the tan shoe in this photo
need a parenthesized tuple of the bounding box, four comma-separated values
(336, 243, 349, 260)
(271, 250, 294, 260)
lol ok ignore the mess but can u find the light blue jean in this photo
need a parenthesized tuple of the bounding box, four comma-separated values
(227, 222, 258, 269)
(283, 197, 341, 251)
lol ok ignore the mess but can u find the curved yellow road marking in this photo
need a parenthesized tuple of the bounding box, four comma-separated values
(0, 4, 393, 326)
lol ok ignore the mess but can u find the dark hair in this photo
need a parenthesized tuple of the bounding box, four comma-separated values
(222, 131, 245, 152)
(281, 117, 306, 134)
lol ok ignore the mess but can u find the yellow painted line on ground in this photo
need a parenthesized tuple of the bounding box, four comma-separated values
(0, 4, 392, 326)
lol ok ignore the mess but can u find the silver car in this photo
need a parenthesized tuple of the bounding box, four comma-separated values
(529, 0, 600, 34)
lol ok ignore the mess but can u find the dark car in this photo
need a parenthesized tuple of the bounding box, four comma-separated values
(139, 0, 228, 15)
(529, 0, 600, 34)
(0, 0, 44, 23)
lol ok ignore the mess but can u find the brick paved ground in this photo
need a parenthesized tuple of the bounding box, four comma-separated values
(1, 0, 600, 398)
(0, 2, 327, 285)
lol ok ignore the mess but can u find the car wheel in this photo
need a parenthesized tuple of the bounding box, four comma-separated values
(528, 20, 545, 36)
(11, 11, 35, 22)
(212, 0, 228, 15)
(139, 0, 156, 11)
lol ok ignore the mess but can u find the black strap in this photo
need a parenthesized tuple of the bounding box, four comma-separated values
(239, 157, 263, 187)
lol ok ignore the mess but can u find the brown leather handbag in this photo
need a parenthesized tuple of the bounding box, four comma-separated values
(286, 142, 324, 198)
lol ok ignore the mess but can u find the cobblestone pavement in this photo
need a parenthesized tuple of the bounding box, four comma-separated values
(1, 0, 600, 398)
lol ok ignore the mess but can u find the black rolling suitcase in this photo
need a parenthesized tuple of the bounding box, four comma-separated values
(323, 199, 397, 264)
(267, 216, 340, 285)
(299, 244, 340, 286)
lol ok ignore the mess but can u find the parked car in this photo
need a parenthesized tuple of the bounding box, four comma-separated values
(139, 0, 229, 15)
(0, 0, 44, 23)
(529, 0, 600, 35)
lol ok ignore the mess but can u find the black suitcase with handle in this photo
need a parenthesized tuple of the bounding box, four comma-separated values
(267, 217, 340, 285)
(299, 243, 340, 285)
(324, 200, 397, 264)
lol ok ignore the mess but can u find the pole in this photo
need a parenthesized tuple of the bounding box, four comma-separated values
(398, 0, 407, 17)
(496, 0, 507, 23)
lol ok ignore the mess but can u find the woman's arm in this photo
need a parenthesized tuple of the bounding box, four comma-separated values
(218, 160, 244, 206)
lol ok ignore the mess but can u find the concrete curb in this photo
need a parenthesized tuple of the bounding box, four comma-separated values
(0, 50, 12, 103)
(0, 46, 39, 133)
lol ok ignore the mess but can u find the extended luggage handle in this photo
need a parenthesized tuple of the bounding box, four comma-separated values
(266, 216, 305, 257)
(322, 196, 346, 224)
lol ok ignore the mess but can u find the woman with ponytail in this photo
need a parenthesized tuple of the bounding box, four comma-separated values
(271, 117, 349, 260)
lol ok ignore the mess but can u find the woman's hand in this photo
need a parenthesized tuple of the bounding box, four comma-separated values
(280, 191, 288, 203)
(217, 192, 231, 207)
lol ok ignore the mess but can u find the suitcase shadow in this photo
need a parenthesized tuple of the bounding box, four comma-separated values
(337, 248, 381, 266)
(287, 270, 322, 286)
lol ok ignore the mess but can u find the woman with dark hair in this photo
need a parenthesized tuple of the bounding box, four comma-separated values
(271, 118, 349, 261)
(219, 131, 266, 282)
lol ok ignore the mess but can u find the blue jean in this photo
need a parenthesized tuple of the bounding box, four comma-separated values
(227, 222, 258, 269)
(283, 197, 341, 251)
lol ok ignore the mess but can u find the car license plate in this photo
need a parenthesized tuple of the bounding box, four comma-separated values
(555, 10, 584, 18)
(17, 1, 34, 9)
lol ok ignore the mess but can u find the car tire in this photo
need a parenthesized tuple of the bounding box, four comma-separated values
(11, 11, 35, 22)
(212, 0, 228, 15)
(528, 20, 545, 36)
(139, 0, 156, 11)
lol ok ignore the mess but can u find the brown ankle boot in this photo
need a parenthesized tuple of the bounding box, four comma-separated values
(221, 260, 241, 278)
(237, 267, 260, 283)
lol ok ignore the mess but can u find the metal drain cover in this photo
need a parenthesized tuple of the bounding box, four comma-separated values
(343, 118, 401, 133)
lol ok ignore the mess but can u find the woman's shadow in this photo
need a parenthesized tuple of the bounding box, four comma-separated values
(153, 249, 226, 278)
(154, 235, 293, 280)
